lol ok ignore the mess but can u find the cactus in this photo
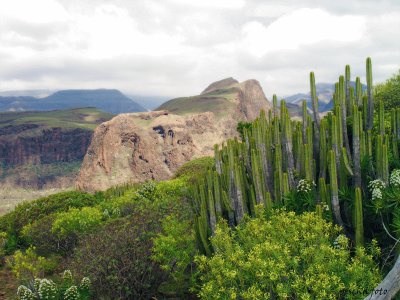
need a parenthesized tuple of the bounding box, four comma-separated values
(328, 150, 345, 227)
(353, 105, 362, 188)
(339, 75, 352, 160)
(310, 72, 321, 128)
(366, 57, 374, 130)
(280, 100, 295, 188)
(354, 187, 364, 247)
(273, 94, 278, 118)
(379, 100, 385, 136)
(355, 77, 362, 106)
(345, 65, 351, 115)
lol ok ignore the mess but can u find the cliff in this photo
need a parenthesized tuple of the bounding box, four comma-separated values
(77, 79, 271, 191)
(0, 108, 113, 188)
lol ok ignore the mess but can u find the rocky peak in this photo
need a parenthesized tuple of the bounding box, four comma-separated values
(238, 79, 271, 121)
(201, 77, 239, 95)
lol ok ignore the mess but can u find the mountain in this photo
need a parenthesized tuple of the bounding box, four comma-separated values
(0, 108, 113, 189)
(157, 77, 271, 120)
(0, 89, 146, 114)
(77, 78, 272, 191)
(285, 82, 367, 112)
(126, 94, 169, 110)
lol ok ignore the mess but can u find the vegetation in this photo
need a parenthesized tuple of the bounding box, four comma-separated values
(195, 210, 381, 300)
(1, 58, 400, 299)
(375, 70, 400, 110)
(0, 108, 113, 131)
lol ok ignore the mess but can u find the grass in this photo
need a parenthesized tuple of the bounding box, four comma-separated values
(157, 87, 240, 117)
(0, 108, 113, 131)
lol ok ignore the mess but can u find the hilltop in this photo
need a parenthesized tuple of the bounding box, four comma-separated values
(77, 78, 271, 191)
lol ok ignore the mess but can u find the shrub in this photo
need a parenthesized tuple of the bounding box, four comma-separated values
(51, 207, 103, 238)
(173, 157, 214, 180)
(21, 214, 76, 256)
(0, 191, 101, 252)
(70, 204, 167, 299)
(195, 210, 381, 300)
(7, 246, 58, 286)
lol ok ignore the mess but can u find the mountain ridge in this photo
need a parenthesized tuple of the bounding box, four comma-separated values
(0, 89, 146, 114)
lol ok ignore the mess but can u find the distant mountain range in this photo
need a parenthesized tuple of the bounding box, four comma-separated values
(0, 89, 147, 114)
(284, 82, 367, 112)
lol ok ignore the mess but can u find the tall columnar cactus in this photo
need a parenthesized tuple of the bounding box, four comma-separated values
(280, 100, 295, 188)
(366, 57, 374, 130)
(345, 65, 351, 115)
(354, 187, 364, 247)
(328, 150, 345, 227)
(273, 94, 278, 118)
(339, 75, 352, 160)
(379, 100, 385, 136)
(319, 119, 327, 179)
(310, 72, 321, 128)
(353, 105, 362, 188)
(302, 100, 308, 143)
(355, 76, 362, 106)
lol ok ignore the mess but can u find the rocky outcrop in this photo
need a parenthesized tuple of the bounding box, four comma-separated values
(77, 79, 271, 192)
(77, 111, 236, 191)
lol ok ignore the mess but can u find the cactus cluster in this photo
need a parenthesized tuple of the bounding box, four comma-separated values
(191, 58, 399, 254)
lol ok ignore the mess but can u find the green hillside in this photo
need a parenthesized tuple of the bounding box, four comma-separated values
(157, 86, 240, 116)
(0, 107, 113, 131)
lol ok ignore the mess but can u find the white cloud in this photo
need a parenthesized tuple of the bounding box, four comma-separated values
(241, 8, 366, 57)
(0, 1, 398, 100)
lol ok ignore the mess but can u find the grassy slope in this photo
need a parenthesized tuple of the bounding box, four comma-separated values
(157, 86, 240, 117)
(0, 107, 113, 131)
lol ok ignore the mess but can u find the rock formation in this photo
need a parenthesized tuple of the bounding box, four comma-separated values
(77, 78, 271, 192)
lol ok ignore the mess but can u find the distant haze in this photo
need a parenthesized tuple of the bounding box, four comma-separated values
(0, 0, 399, 103)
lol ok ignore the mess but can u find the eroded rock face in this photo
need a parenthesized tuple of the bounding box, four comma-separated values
(77, 79, 271, 192)
(76, 111, 236, 191)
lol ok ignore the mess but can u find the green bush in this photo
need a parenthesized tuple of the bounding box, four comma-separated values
(70, 204, 166, 299)
(7, 246, 59, 286)
(173, 157, 214, 180)
(21, 215, 76, 256)
(195, 209, 381, 300)
(0, 191, 102, 252)
(51, 207, 103, 238)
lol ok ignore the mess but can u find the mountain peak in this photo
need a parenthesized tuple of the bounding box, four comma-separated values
(201, 77, 239, 95)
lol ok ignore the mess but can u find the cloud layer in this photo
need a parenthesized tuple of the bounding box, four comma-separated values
(0, 0, 399, 99)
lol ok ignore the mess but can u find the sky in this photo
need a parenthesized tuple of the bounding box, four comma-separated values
(0, 0, 399, 100)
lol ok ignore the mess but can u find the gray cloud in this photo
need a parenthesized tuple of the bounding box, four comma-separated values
(0, 0, 399, 101)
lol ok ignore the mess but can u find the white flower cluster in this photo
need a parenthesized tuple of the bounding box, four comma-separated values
(296, 179, 315, 193)
(17, 285, 35, 300)
(80, 277, 91, 290)
(62, 270, 73, 282)
(390, 169, 400, 187)
(368, 179, 386, 191)
(64, 286, 79, 300)
(368, 179, 386, 201)
(38, 279, 57, 299)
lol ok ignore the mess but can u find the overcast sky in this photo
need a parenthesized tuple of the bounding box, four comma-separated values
(0, 0, 399, 100)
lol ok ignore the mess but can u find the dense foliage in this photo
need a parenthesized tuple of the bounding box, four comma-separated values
(375, 70, 400, 110)
(195, 210, 381, 300)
